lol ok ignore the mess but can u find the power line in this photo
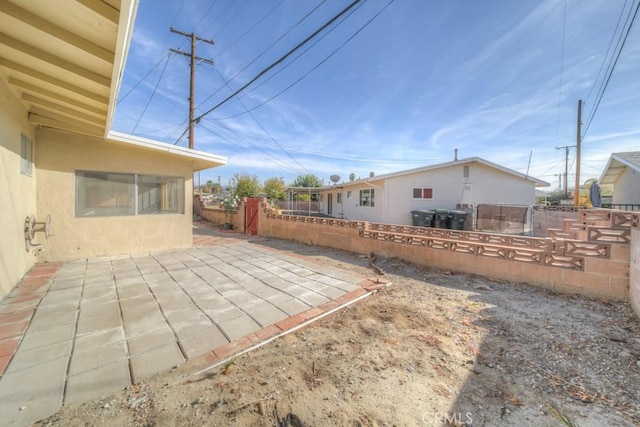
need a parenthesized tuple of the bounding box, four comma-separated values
(131, 54, 172, 133)
(218, 0, 394, 119)
(582, 0, 639, 138)
(584, 0, 629, 104)
(118, 54, 169, 104)
(215, 1, 285, 57)
(211, 67, 313, 175)
(191, 0, 364, 126)
(196, 0, 329, 111)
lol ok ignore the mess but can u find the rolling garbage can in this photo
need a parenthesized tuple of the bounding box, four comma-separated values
(448, 210, 468, 230)
(434, 209, 449, 228)
(411, 210, 435, 227)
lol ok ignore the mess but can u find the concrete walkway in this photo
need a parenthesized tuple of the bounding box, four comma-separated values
(0, 225, 377, 426)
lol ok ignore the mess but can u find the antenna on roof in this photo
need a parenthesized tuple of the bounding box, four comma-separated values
(454, 148, 458, 161)
(330, 175, 340, 185)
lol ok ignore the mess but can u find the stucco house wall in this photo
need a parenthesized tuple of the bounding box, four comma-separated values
(321, 160, 539, 226)
(0, 78, 38, 298)
(612, 167, 640, 205)
(35, 128, 195, 262)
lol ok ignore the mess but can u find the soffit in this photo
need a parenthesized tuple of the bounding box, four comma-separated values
(0, 0, 121, 137)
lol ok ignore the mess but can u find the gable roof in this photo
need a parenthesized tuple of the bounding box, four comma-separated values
(599, 151, 640, 185)
(326, 157, 549, 189)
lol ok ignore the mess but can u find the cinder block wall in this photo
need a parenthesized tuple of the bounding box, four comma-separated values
(194, 195, 244, 231)
(532, 208, 581, 237)
(258, 209, 630, 302)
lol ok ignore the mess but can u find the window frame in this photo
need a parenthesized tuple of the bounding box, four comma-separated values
(412, 187, 434, 200)
(359, 188, 375, 207)
(75, 170, 185, 217)
(337, 192, 342, 204)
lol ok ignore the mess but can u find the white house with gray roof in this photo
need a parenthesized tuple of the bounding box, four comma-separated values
(599, 152, 640, 209)
(317, 157, 549, 225)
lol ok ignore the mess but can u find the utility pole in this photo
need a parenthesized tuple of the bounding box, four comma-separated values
(555, 145, 574, 199)
(554, 173, 562, 191)
(574, 99, 582, 206)
(170, 27, 214, 150)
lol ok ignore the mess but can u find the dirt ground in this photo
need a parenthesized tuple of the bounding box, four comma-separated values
(40, 237, 640, 426)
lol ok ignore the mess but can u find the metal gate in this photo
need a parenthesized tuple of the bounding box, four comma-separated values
(244, 198, 260, 235)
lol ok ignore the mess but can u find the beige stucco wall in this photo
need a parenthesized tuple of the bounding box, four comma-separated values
(36, 128, 194, 262)
(612, 167, 640, 205)
(631, 227, 640, 318)
(0, 78, 38, 299)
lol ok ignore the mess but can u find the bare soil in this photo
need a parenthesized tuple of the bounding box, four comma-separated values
(40, 238, 640, 426)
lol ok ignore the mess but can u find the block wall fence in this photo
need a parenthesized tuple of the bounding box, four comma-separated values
(194, 196, 640, 318)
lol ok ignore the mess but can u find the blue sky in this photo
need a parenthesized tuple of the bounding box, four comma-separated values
(113, 0, 640, 191)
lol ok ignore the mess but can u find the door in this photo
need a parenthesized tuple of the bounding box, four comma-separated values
(244, 198, 259, 235)
(327, 193, 333, 216)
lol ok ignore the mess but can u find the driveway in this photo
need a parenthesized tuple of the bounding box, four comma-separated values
(0, 223, 377, 426)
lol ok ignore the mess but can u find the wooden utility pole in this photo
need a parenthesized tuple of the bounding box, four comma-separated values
(574, 99, 582, 206)
(170, 27, 214, 149)
(556, 145, 574, 199)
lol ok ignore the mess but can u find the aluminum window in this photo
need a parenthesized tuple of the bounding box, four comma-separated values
(76, 171, 184, 217)
(359, 188, 374, 207)
(412, 187, 433, 200)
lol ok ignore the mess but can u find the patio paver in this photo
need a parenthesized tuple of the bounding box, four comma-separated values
(0, 223, 381, 426)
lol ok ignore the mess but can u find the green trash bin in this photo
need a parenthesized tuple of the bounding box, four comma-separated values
(411, 210, 435, 227)
(434, 209, 449, 228)
(448, 210, 468, 230)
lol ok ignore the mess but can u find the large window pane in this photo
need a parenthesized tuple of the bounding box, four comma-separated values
(137, 175, 184, 214)
(75, 172, 185, 217)
(76, 171, 135, 216)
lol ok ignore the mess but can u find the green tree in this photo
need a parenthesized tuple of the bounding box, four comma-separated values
(230, 172, 261, 198)
(291, 174, 323, 188)
(263, 177, 286, 201)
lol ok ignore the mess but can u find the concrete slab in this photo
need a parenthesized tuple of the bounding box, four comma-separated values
(65, 359, 130, 406)
(0, 226, 374, 426)
(130, 342, 185, 383)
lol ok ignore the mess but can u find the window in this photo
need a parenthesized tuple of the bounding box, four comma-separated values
(412, 187, 433, 200)
(359, 188, 374, 207)
(463, 165, 469, 178)
(337, 193, 342, 204)
(347, 190, 352, 199)
(20, 134, 33, 176)
(76, 171, 184, 217)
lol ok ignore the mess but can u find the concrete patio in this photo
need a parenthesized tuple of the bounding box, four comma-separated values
(0, 224, 378, 426)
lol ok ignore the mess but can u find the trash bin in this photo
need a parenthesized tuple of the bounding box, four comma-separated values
(411, 210, 435, 227)
(434, 209, 449, 228)
(448, 210, 468, 230)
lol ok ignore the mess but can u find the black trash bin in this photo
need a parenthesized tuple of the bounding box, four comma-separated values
(411, 210, 435, 227)
(448, 210, 468, 230)
(434, 209, 449, 228)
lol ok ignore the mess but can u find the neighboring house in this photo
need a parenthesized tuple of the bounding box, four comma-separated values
(318, 157, 549, 224)
(599, 152, 640, 209)
(0, 1, 226, 299)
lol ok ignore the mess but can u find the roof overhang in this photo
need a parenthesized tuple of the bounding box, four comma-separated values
(599, 152, 640, 186)
(0, 0, 136, 137)
(107, 131, 227, 171)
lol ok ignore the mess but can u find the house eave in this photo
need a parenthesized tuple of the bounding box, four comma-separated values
(106, 130, 227, 171)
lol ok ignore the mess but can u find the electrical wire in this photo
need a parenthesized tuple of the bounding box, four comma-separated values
(553, 0, 567, 146)
(132, 54, 172, 133)
(217, 0, 394, 119)
(118, 54, 169, 104)
(210, 67, 313, 175)
(215, 1, 285, 57)
(196, 0, 329, 111)
(192, 0, 362, 124)
(582, 0, 639, 139)
(584, 0, 629, 104)
(211, 0, 250, 39)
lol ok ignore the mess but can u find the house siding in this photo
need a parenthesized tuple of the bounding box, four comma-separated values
(612, 167, 640, 205)
(0, 78, 38, 299)
(35, 128, 194, 262)
(326, 162, 536, 226)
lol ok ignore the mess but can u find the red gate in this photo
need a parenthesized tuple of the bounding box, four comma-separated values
(244, 198, 260, 235)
